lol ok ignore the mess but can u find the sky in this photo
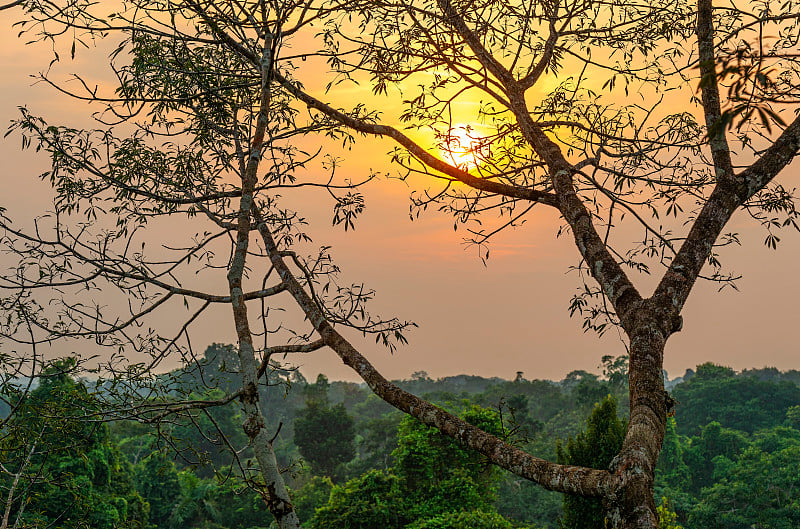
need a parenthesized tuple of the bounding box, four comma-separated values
(1, 8, 799, 383)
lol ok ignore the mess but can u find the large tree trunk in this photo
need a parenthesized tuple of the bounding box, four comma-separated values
(606, 309, 670, 528)
(235, 339, 301, 529)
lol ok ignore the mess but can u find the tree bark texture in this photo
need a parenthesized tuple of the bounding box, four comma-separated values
(226, 46, 301, 529)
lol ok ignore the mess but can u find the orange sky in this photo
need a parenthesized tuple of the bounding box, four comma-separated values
(1, 11, 799, 383)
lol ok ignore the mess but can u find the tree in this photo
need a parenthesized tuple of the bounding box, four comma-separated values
(2, 2, 411, 528)
(169, 389, 250, 477)
(290, 476, 334, 526)
(210, 476, 279, 529)
(556, 396, 627, 529)
(787, 405, 800, 428)
(311, 469, 406, 529)
(310, 404, 517, 529)
(3, 1, 800, 528)
(294, 376, 357, 481)
(165, 471, 221, 529)
(653, 418, 691, 515)
(656, 499, 684, 529)
(262, 1, 800, 526)
(681, 421, 748, 495)
(689, 444, 800, 529)
(671, 363, 800, 434)
(405, 510, 518, 529)
(391, 405, 505, 520)
(134, 453, 181, 527)
(0, 360, 148, 529)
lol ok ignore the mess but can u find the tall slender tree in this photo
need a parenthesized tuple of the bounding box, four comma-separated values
(1, 2, 409, 528)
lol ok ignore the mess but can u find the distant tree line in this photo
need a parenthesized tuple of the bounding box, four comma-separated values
(2, 348, 799, 528)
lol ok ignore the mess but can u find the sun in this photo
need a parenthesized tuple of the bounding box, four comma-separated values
(439, 125, 490, 169)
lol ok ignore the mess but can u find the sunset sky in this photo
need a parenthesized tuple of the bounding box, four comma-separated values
(1, 8, 799, 383)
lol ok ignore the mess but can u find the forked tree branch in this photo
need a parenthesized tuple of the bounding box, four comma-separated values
(653, 113, 800, 314)
(190, 4, 558, 207)
(436, 0, 515, 86)
(356, 0, 646, 328)
(196, 0, 656, 331)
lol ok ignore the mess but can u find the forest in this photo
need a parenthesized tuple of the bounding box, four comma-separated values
(3, 348, 799, 529)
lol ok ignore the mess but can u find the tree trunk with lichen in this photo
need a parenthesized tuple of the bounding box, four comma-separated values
(228, 177, 301, 529)
(606, 312, 670, 528)
(225, 45, 301, 529)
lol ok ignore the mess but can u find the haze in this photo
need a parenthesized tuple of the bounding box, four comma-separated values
(1, 14, 798, 383)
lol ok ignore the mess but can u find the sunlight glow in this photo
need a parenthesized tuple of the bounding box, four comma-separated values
(438, 125, 490, 170)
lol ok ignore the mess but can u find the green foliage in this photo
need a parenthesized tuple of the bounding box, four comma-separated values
(0, 360, 148, 529)
(171, 389, 249, 478)
(572, 377, 611, 407)
(656, 418, 690, 490)
(294, 400, 357, 478)
(393, 404, 504, 518)
(656, 363, 800, 529)
(311, 404, 518, 529)
(749, 425, 800, 453)
(654, 418, 693, 517)
(601, 354, 629, 392)
(9, 359, 799, 529)
(207, 478, 272, 529)
(480, 378, 569, 424)
(655, 410, 800, 528)
(656, 498, 683, 529)
(672, 362, 800, 434)
(167, 471, 220, 529)
(786, 405, 800, 427)
(689, 444, 800, 529)
(291, 476, 333, 524)
(304, 374, 332, 406)
(495, 478, 561, 529)
(395, 406, 499, 491)
(556, 395, 626, 529)
(740, 367, 800, 385)
(681, 421, 748, 494)
(294, 376, 356, 481)
(348, 410, 402, 474)
(310, 470, 406, 529)
(134, 452, 181, 526)
(405, 510, 517, 529)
